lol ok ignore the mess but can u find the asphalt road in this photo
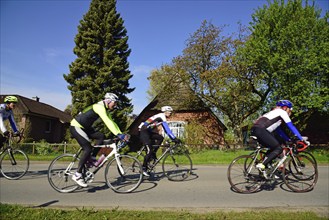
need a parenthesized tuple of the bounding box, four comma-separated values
(0, 162, 328, 216)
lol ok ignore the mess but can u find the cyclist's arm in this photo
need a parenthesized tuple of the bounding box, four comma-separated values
(162, 121, 176, 140)
(8, 114, 18, 133)
(275, 126, 290, 141)
(280, 111, 303, 141)
(93, 104, 122, 135)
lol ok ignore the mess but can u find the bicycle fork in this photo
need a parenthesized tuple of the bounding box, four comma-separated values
(8, 149, 17, 166)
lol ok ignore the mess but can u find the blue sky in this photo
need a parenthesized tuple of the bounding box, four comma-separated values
(1, 0, 328, 114)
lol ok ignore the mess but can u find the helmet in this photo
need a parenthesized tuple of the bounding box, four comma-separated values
(161, 106, 173, 112)
(276, 100, 293, 109)
(4, 96, 18, 103)
(104, 93, 118, 102)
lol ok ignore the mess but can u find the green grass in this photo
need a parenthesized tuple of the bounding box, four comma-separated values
(27, 148, 328, 165)
(0, 204, 327, 220)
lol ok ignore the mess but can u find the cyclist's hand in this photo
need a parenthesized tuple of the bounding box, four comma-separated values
(14, 131, 20, 137)
(117, 134, 130, 142)
(173, 138, 181, 144)
(303, 140, 310, 146)
(3, 131, 10, 137)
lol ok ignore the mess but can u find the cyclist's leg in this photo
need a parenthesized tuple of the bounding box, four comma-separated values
(251, 127, 282, 167)
(140, 130, 152, 175)
(70, 126, 92, 187)
(151, 133, 164, 159)
(89, 130, 105, 158)
(0, 133, 6, 149)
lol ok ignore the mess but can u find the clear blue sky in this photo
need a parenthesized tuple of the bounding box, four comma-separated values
(1, 0, 328, 114)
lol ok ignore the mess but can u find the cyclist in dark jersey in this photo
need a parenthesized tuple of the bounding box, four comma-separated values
(70, 93, 128, 187)
(251, 100, 308, 174)
(138, 106, 181, 176)
(0, 96, 20, 148)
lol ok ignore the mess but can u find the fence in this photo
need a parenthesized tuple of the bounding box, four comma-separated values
(16, 141, 329, 155)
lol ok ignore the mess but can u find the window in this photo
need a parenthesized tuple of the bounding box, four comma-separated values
(45, 120, 52, 133)
(163, 121, 185, 138)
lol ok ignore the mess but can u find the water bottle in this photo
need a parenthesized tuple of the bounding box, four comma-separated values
(94, 154, 106, 167)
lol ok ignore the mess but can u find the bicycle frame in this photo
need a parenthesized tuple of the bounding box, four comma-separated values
(69, 140, 127, 181)
(137, 142, 176, 170)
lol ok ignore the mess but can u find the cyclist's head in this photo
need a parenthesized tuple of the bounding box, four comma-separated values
(104, 93, 118, 109)
(161, 106, 173, 117)
(276, 100, 293, 109)
(161, 106, 173, 113)
(276, 100, 293, 115)
(4, 96, 18, 104)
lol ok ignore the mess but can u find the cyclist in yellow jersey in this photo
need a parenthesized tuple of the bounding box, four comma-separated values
(70, 93, 128, 187)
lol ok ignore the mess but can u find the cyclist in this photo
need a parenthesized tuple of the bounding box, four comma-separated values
(251, 100, 307, 177)
(0, 96, 20, 149)
(138, 106, 181, 176)
(70, 93, 128, 187)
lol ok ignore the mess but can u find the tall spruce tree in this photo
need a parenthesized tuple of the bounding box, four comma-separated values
(64, 0, 134, 134)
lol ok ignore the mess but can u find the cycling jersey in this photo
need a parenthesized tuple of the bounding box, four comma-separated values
(253, 108, 302, 140)
(70, 101, 121, 136)
(0, 104, 18, 133)
(138, 113, 176, 140)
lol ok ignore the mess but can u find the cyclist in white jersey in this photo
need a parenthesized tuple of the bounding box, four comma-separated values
(251, 100, 307, 171)
(0, 96, 20, 148)
(138, 106, 181, 176)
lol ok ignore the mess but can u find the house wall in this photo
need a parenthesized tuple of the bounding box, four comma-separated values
(27, 115, 67, 143)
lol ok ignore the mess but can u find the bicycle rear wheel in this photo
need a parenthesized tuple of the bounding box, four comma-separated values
(227, 155, 263, 193)
(105, 155, 143, 193)
(162, 150, 192, 181)
(47, 154, 79, 193)
(283, 154, 318, 193)
(0, 149, 29, 180)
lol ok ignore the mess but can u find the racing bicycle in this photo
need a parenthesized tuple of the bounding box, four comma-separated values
(0, 129, 29, 180)
(133, 141, 193, 181)
(47, 137, 143, 193)
(227, 136, 318, 193)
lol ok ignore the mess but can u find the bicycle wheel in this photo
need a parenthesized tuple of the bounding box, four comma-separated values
(162, 149, 192, 181)
(227, 155, 263, 193)
(47, 154, 79, 193)
(105, 155, 143, 193)
(0, 149, 29, 180)
(283, 154, 318, 193)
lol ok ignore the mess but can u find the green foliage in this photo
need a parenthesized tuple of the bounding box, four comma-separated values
(63, 0, 134, 133)
(184, 120, 208, 152)
(244, 0, 329, 126)
(34, 139, 52, 156)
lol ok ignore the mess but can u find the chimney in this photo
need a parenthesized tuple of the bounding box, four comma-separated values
(32, 96, 40, 102)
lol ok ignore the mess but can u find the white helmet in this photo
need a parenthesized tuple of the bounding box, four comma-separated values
(104, 93, 118, 102)
(161, 106, 173, 112)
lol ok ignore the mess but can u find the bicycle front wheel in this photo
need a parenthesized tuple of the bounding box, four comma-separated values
(283, 154, 318, 193)
(162, 150, 192, 181)
(105, 155, 143, 193)
(0, 149, 29, 180)
(227, 155, 263, 193)
(47, 154, 79, 193)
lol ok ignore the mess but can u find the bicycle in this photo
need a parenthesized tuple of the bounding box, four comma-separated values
(0, 129, 29, 180)
(132, 141, 193, 181)
(227, 136, 318, 193)
(47, 137, 143, 193)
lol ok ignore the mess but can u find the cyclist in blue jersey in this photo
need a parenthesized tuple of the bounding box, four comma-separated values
(138, 106, 181, 176)
(251, 100, 308, 176)
(70, 93, 128, 187)
(0, 96, 20, 149)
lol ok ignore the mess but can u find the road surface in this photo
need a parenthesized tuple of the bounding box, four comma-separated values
(0, 162, 328, 217)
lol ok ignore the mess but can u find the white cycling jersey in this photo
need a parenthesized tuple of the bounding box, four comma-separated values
(0, 104, 18, 133)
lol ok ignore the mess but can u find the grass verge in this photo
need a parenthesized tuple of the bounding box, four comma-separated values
(0, 204, 327, 220)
